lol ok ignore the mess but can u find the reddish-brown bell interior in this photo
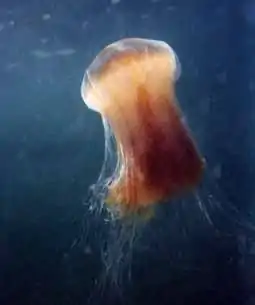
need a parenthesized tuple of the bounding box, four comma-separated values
(84, 47, 205, 213)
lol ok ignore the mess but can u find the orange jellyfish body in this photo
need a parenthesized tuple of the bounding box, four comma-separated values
(81, 38, 205, 216)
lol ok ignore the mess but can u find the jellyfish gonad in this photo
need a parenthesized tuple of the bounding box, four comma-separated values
(81, 38, 205, 219)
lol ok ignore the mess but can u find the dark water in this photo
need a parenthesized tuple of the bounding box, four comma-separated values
(1, 0, 255, 304)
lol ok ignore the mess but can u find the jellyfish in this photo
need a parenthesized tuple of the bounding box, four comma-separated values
(80, 39, 255, 296)
(81, 38, 205, 219)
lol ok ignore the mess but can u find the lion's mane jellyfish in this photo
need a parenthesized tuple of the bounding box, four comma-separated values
(81, 38, 205, 219)
(80, 39, 255, 296)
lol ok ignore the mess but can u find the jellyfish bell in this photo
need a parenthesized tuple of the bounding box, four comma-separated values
(81, 38, 205, 219)
(81, 38, 181, 113)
